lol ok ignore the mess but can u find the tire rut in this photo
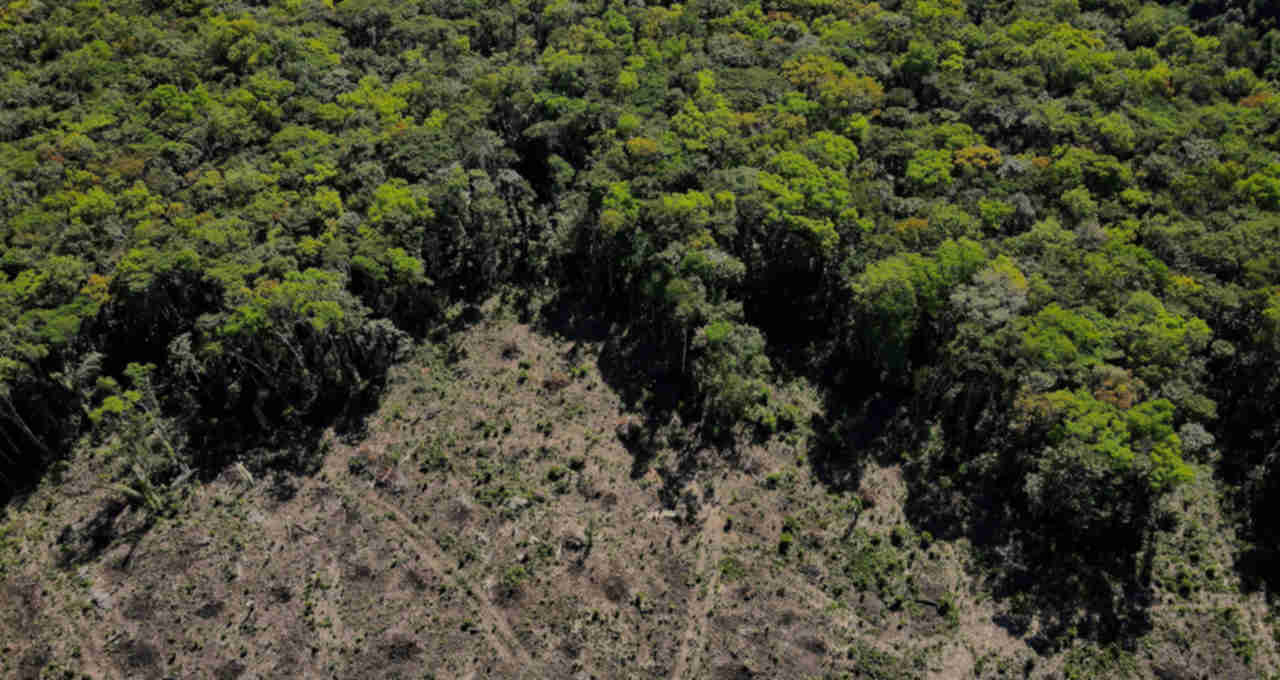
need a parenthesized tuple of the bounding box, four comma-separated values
(334, 478, 539, 676)
(671, 504, 726, 679)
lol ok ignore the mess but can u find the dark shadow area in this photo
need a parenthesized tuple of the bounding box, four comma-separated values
(536, 289, 674, 414)
(1235, 544, 1279, 602)
(51, 486, 168, 572)
(1234, 452, 1280, 600)
(973, 521, 1156, 653)
(55, 499, 130, 568)
(804, 385, 910, 494)
(910, 424, 1157, 651)
(910, 453, 1157, 651)
(1188, 0, 1280, 28)
(179, 375, 391, 481)
(1, 304, 481, 541)
(1207, 350, 1280, 600)
(802, 373, 1158, 654)
(0, 324, 109, 505)
(538, 288, 748, 510)
(2, 279, 390, 507)
(536, 287, 682, 445)
(3, 361, 393, 569)
(29, 305, 472, 578)
(183, 302, 498, 482)
(0, 406, 75, 508)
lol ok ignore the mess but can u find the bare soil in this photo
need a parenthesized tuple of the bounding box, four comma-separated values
(1, 314, 1275, 679)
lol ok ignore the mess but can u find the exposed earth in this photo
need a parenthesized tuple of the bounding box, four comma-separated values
(2, 306, 1276, 679)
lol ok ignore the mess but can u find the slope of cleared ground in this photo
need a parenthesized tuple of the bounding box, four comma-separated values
(1, 304, 1276, 679)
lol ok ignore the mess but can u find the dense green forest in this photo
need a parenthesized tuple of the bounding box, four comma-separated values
(3, 0, 1280, 664)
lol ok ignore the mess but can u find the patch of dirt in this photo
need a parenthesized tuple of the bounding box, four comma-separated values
(602, 572, 629, 603)
(1, 314, 1275, 680)
(118, 638, 158, 672)
(672, 507, 727, 679)
(713, 662, 755, 679)
(195, 600, 225, 619)
(123, 592, 155, 621)
(381, 635, 422, 662)
(16, 645, 50, 680)
(213, 659, 247, 680)
(268, 584, 293, 603)
(2, 578, 42, 631)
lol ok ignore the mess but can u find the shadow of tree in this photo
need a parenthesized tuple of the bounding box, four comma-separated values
(0, 379, 83, 507)
(537, 290, 753, 515)
(2, 288, 429, 512)
(1208, 359, 1280, 601)
(56, 499, 132, 568)
(972, 520, 1156, 653)
(1235, 452, 1280, 601)
(804, 378, 1157, 654)
(908, 442, 1157, 652)
(804, 385, 910, 494)
(537, 290, 681, 448)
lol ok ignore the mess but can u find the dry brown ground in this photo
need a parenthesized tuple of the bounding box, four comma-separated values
(1, 312, 1275, 679)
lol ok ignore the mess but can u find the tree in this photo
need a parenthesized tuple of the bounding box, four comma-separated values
(1020, 389, 1192, 538)
(691, 320, 777, 432)
(849, 238, 987, 380)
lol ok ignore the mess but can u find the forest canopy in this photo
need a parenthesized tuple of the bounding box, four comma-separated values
(2, 0, 1280, 644)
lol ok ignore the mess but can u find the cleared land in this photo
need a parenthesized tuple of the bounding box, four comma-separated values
(1, 310, 1275, 679)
